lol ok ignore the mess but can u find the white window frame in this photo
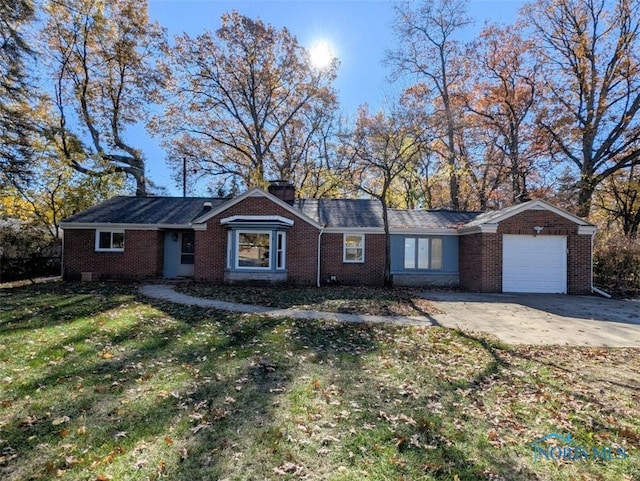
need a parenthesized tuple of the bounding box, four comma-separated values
(343, 233, 365, 263)
(95, 230, 125, 252)
(235, 230, 272, 270)
(276, 231, 286, 270)
(226, 230, 232, 269)
(403, 236, 443, 271)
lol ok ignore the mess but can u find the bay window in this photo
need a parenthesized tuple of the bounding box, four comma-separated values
(230, 230, 287, 270)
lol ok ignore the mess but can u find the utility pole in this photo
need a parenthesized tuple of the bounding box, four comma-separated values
(182, 157, 187, 198)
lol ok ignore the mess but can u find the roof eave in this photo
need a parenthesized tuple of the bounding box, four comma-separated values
(457, 224, 499, 235)
(60, 222, 207, 231)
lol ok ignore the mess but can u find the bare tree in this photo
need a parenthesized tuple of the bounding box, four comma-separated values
(525, 0, 640, 217)
(42, 0, 166, 196)
(389, 0, 472, 209)
(596, 165, 640, 237)
(156, 11, 339, 191)
(348, 104, 427, 286)
(465, 23, 543, 204)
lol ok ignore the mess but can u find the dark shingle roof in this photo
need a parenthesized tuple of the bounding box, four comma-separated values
(388, 208, 481, 230)
(296, 199, 385, 228)
(295, 199, 481, 229)
(62, 196, 229, 225)
(62, 194, 482, 230)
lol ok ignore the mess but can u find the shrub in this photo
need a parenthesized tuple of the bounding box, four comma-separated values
(0, 220, 61, 282)
(593, 234, 640, 298)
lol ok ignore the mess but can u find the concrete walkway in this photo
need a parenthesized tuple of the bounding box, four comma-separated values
(139, 285, 640, 347)
(139, 284, 437, 327)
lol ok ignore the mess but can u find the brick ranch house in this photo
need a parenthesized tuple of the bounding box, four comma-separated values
(60, 182, 597, 294)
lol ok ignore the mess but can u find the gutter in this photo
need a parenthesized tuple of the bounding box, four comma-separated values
(589, 230, 612, 298)
(60, 230, 65, 280)
(317, 224, 325, 288)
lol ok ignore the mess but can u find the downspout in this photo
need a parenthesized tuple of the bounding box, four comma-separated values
(590, 230, 611, 298)
(317, 224, 325, 288)
(60, 228, 65, 280)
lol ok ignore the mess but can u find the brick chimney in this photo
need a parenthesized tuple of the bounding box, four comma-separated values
(267, 180, 296, 205)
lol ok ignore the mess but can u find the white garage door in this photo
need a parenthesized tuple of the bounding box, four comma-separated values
(502, 235, 567, 293)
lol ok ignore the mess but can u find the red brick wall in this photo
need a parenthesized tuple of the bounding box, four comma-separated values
(63, 229, 164, 280)
(567, 234, 592, 294)
(460, 209, 593, 294)
(196, 196, 320, 285)
(459, 233, 501, 292)
(320, 233, 386, 286)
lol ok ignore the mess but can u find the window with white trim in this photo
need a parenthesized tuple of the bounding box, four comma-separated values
(276, 231, 286, 269)
(227, 229, 287, 271)
(343, 234, 364, 263)
(95, 230, 124, 252)
(404, 237, 442, 270)
(237, 231, 271, 269)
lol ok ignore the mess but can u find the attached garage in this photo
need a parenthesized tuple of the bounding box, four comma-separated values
(502, 234, 567, 293)
(458, 200, 596, 295)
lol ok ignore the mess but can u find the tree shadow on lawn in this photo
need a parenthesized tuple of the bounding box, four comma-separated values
(1, 283, 617, 480)
(440, 329, 640, 480)
(1, 287, 320, 481)
(153, 303, 547, 480)
(0, 282, 133, 332)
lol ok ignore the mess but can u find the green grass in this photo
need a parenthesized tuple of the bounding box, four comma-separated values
(0, 282, 638, 480)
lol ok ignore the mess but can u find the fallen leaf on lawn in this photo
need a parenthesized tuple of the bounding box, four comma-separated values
(52, 416, 70, 426)
(77, 425, 87, 435)
(64, 456, 80, 467)
(20, 415, 38, 427)
(96, 474, 110, 481)
(102, 446, 125, 465)
(164, 436, 173, 445)
(274, 462, 304, 475)
(190, 423, 210, 434)
(60, 428, 70, 437)
(619, 427, 639, 442)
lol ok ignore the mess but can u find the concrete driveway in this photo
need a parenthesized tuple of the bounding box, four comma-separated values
(418, 292, 640, 347)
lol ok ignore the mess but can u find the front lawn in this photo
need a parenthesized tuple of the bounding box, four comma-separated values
(0, 283, 638, 480)
(178, 284, 443, 316)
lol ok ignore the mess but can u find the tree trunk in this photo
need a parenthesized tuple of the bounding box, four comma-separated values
(576, 178, 594, 218)
(381, 198, 393, 287)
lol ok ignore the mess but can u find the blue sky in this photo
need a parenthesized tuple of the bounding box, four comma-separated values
(144, 0, 526, 195)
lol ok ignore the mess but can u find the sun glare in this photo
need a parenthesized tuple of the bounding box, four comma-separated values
(309, 40, 335, 70)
